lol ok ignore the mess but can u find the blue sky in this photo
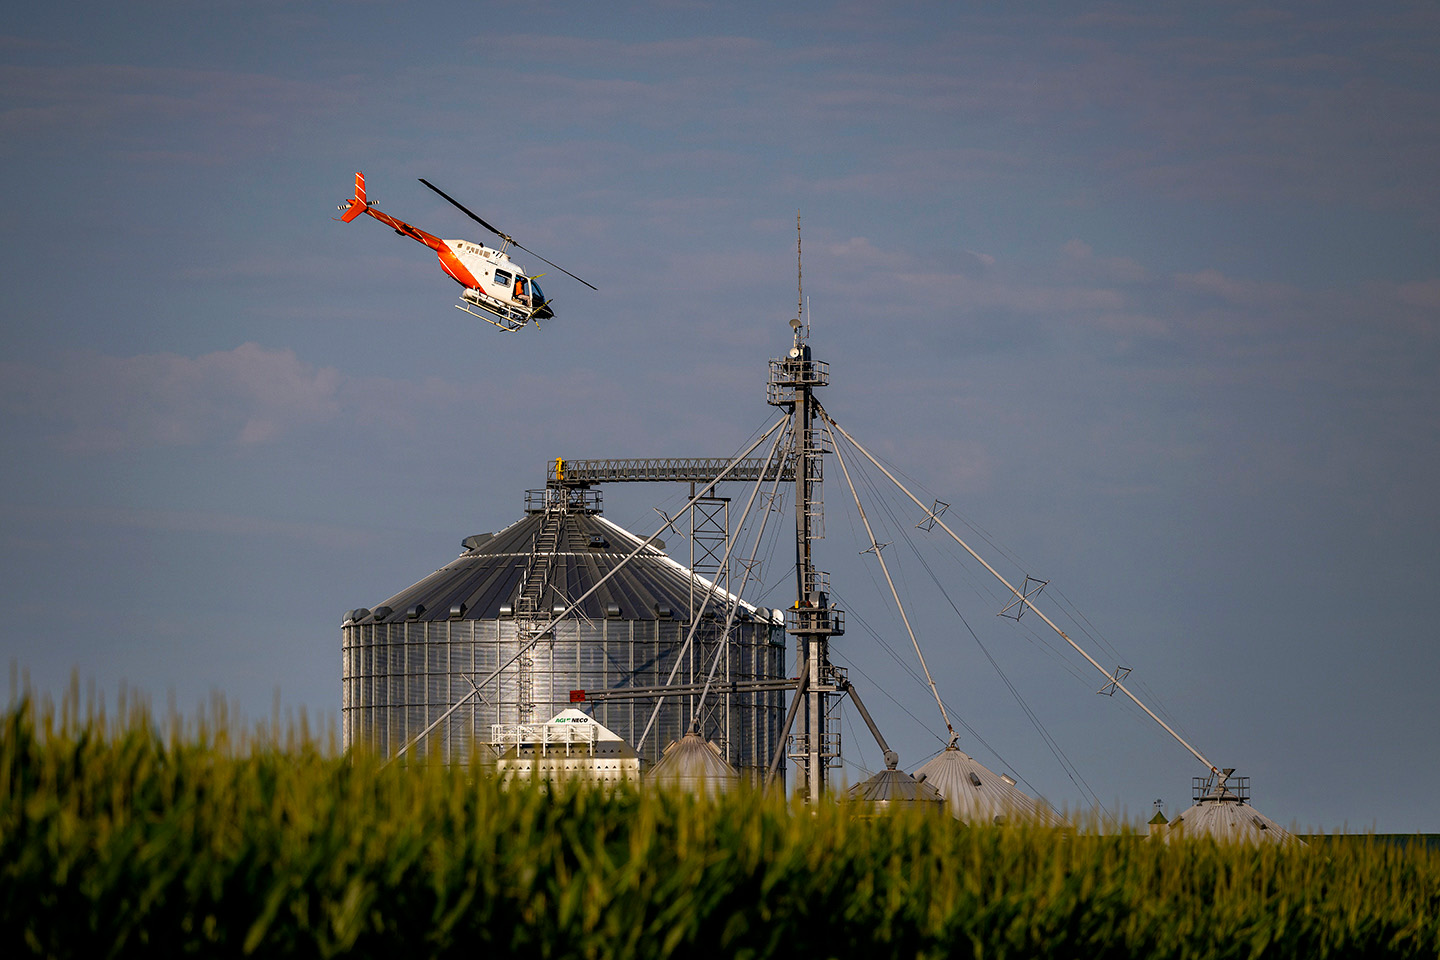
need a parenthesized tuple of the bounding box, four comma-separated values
(2, 1, 1438, 831)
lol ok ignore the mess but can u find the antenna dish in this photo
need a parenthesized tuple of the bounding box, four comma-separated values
(789, 317, 802, 330)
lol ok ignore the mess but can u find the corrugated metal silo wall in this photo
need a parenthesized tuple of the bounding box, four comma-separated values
(342, 616, 787, 772)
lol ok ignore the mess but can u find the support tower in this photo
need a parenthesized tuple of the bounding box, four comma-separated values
(768, 316, 844, 800)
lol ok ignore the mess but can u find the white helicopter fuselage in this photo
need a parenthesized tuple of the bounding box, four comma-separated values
(444, 241, 553, 329)
(445, 242, 527, 301)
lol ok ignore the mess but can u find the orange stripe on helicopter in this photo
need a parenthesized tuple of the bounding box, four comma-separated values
(436, 244, 480, 288)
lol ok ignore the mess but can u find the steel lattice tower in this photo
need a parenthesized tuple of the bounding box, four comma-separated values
(768, 317, 844, 799)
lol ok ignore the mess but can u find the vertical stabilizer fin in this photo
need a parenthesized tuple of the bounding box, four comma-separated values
(338, 171, 368, 222)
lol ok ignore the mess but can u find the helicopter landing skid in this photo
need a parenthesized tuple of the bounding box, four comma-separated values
(455, 290, 536, 332)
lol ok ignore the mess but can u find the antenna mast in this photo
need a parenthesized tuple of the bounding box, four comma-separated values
(797, 211, 804, 332)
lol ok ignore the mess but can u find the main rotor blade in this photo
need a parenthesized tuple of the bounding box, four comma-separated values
(417, 178, 505, 239)
(418, 178, 598, 291)
(509, 240, 597, 291)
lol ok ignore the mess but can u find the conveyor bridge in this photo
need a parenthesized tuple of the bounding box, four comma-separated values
(549, 456, 795, 487)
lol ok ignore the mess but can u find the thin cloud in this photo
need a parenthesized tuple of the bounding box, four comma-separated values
(1174, 269, 1301, 306)
(0, 343, 642, 456)
(1396, 279, 1440, 310)
(1, 344, 342, 453)
(11, 503, 375, 552)
(0, 63, 351, 157)
(473, 33, 773, 68)
(1061, 240, 1147, 284)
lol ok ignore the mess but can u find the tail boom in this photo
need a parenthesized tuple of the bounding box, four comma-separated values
(337, 171, 479, 288)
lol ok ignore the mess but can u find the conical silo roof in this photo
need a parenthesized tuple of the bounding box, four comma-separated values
(649, 731, 740, 794)
(846, 768, 944, 813)
(1163, 777, 1302, 845)
(912, 745, 1064, 826)
(347, 511, 778, 625)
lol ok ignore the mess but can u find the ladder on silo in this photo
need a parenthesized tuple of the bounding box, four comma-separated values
(514, 507, 565, 723)
(517, 509, 564, 618)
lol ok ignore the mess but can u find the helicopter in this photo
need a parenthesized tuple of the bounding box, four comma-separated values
(336, 172, 595, 331)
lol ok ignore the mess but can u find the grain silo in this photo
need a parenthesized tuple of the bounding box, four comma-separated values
(846, 769, 945, 813)
(1161, 772, 1303, 845)
(649, 731, 741, 794)
(912, 742, 1065, 826)
(341, 484, 788, 773)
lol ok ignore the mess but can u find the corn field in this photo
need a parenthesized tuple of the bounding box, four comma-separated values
(2, 689, 1438, 959)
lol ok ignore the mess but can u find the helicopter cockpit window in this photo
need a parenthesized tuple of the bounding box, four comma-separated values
(493, 269, 513, 288)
